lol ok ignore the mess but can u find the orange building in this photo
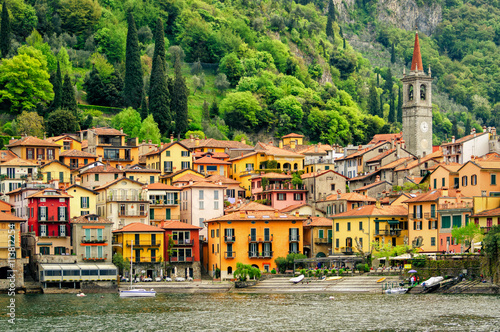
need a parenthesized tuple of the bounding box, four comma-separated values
(6, 136, 60, 165)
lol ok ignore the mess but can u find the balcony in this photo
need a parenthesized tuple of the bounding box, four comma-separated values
(260, 251, 273, 258)
(109, 194, 147, 202)
(288, 251, 301, 254)
(150, 214, 180, 221)
(149, 199, 179, 206)
(126, 240, 160, 247)
(375, 230, 402, 237)
(289, 235, 300, 242)
(81, 254, 108, 262)
(39, 215, 68, 223)
(248, 235, 273, 243)
(118, 211, 148, 217)
(248, 251, 259, 258)
(169, 256, 194, 263)
(81, 236, 108, 244)
(133, 256, 159, 263)
(264, 183, 306, 191)
(481, 227, 492, 233)
(224, 235, 235, 243)
(224, 251, 236, 259)
(69, 163, 79, 169)
(39, 231, 68, 238)
(341, 247, 353, 255)
(314, 238, 329, 244)
(173, 239, 193, 246)
(424, 212, 437, 219)
(439, 202, 471, 210)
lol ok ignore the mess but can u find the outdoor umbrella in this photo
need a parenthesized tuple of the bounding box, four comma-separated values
(408, 269, 417, 273)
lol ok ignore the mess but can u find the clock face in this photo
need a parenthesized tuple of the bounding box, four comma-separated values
(420, 121, 429, 133)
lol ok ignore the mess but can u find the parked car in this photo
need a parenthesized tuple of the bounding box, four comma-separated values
(155, 277, 162, 282)
(165, 277, 172, 282)
(120, 277, 129, 282)
(143, 277, 153, 282)
(175, 277, 185, 282)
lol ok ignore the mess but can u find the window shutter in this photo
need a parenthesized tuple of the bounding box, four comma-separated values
(65, 207, 68, 221)
(38, 207, 41, 219)
(413, 221, 416, 230)
(413, 205, 416, 218)
(80, 197, 83, 208)
(38, 224, 41, 236)
(428, 220, 431, 229)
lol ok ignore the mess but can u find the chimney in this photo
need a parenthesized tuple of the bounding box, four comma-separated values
(190, 134, 194, 142)
(148, 139, 152, 144)
(358, 145, 362, 151)
(120, 128, 123, 134)
(279, 141, 283, 148)
(274, 210, 278, 217)
(442, 187, 448, 197)
(314, 144, 319, 153)
(375, 200, 381, 209)
(472, 128, 476, 137)
(455, 189, 461, 203)
(295, 211, 299, 217)
(471, 155, 475, 160)
(241, 137, 246, 145)
(483, 126, 487, 133)
(452, 136, 455, 143)
(376, 175, 380, 182)
(195, 137, 200, 146)
(98, 155, 102, 162)
(239, 211, 245, 218)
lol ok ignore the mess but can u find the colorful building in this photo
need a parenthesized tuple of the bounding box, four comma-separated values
(66, 184, 99, 218)
(303, 217, 333, 258)
(429, 163, 461, 190)
(205, 207, 305, 279)
(250, 172, 307, 210)
(59, 149, 97, 170)
(112, 222, 164, 279)
(160, 169, 204, 186)
(0, 157, 39, 194)
(456, 158, 500, 197)
(40, 160, 73, 188)
(161, 220, 202, 280)
(46, 134, 82, 152)
(316, 192, 377, 217)
(123, 164, 160, 184)
(144, 183, 180, 226)
(437, 193, 473, 253)
(6, 136, 61, 165)
(193, 156, 231, 177)
(0, 212, 26, 290)
(206, 174, 246, 204)
(144, 141, 192, 175)
(71, 214, 114, 263)
(80, 164, 124, 189)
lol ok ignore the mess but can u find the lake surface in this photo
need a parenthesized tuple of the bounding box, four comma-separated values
(0, 292, 499, 331)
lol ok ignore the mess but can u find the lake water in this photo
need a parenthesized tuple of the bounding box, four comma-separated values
(1, 292, 499, 331)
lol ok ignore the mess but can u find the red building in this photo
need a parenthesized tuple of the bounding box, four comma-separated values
(160, 220, 202, 280)
(27, 189, 72, 255)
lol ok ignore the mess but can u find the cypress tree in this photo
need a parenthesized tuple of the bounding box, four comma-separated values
(149, 56, 171, 134)
(465, 117, 471, 136)
(343, 38, 346, 49)
(172, 54, 189, 135)
(61, 73, 78, 114)
(452, 117, 458, 138)
(50, 62, 63, 110)
(210, 100, 219, 119)
(150, 18, 166, 99)
(376, 72, 380, 87)
(0, 0, 10, 58)
(326, 16, 334, 38)
(368, 83, 379, 116)
(379, 94, 383, 118)
(124, 13, 143, 109)
(328, 0, 336, 21)
(140, 89, 148, 120)
(397, 85, 403, 123)
(391, 43, 396, 64)
(388, 92, 396, 123)
(202, 100, 209, 120)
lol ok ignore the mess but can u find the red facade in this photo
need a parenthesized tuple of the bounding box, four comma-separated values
(28, 193, 71, 238)
(162, 224, 201, 262)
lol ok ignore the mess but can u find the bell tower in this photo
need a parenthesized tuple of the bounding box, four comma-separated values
(402, 31, 433, 158)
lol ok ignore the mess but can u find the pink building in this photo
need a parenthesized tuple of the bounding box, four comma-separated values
(251, 172, 307, 210)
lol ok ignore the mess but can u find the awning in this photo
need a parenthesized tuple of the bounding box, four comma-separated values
(77, 263, 100, 270)
(96, 264, 117, 271)
(389, 254, 412, 260)
(39, 264, 62, 270)
(37, 243, 52, 246)
(375, 220, 400, 224)
(60, 264, 81, 271)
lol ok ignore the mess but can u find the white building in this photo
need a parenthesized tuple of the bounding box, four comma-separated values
(442, 129, 490, 164)
(0, 158, 39, 194)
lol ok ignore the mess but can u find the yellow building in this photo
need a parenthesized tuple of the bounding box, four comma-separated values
(331, 203, 409, 255)
(144, 183, 181, 226)
(112, 222, 164, 278)
(6, 136, 60, 165)
(144, 141, 192, 175)
(205, 205, 305, 279)
(229, 142, 305, 196)
(303, 217, 332, 258)
(124, 164, 161, 184)
(0, 211, 25, 289)
(66, 184, 99, 218)
(471, 196, 500, 234)
(81, 127, 139, 167)
(280, 133, 304, 148)
(40, 160, 73, 186)
(59, 149, 97, 170)
(46, 134, 82, 152)
(457, 159, 500, 197)
(429, 163, 461, 190)
(160, 169, 205, 185)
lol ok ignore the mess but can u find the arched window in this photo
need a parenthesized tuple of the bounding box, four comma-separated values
(408, 85, 414, 101)
(471, 174, 477, 186)
(227, 266, 233, 275)
(462, 176, 468, 187)
(420, 84, 426, 100)
(294, 163, 298, 170)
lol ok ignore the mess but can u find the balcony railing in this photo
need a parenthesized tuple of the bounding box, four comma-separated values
(248, 251, 259, 258)
(375, 230, 402, 237)
(81, 254, 108, 262)
(288, 251, 301, 254)
(224, 235, 235, 243)
(169, 256, 194, 263)
(224, 251, 236, 259)
(341, 247, 353, 255)
(481, 227, 492, 233)
(264, 183, 306, 191)
(133, 256, 159, 263)
(69, 163, 79, 169)
(173, 239, 193, 246)
(423, 212, 437, 219)
(289, 235, 300, 242)
(109, 195, 147, 201)
(260, 251, 273, 258)
(39, 230, 68, 237)
(314, 238, 329, 244)
(118, 211, 148, 217)
(39, 215, 68, 222)
(150, 214, 180, 221)
(150, 199, 179, 206)
(81, 236, 108, 244)
(248, 236, 273, 243)
(126, 240, 160, 247)
(439, 202, 471, 210)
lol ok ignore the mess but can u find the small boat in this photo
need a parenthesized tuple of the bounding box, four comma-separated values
(329, 296, 335, 300)
(289, 274, 304, 284)
(376, 277, 386, 283)
(326, 276, 342, 281)
(76, 292, 86, 297)
(119, 288, 156, 298)
(385, 287, 408, 295)
(422, 276, 444, 288)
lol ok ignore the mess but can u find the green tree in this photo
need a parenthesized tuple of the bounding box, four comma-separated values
(220, 91, 260, 131)
(111, 107, 141, 138)
(0, 53, 53, 112)
(219, 52, 245, 86)
(150, 17, 166, 100)
(273, 95, 304, 135)
(452, 117, 458, 138)
(191, 58, 202, 75)
(368, 83, 379, 116)
(124, 13, 143, 109)
(112, 252, 129, 275)
(89, 52, 114, 79)
(483, 225, 500, 283)
(202, 100, 209, 120)
(58, 0, 102, 35)
(139, 114, 161, 144)
(465, 117, 471, 136)
(172, 53, 189, 135)
(50, 62, 62, 111)
(326, 16, 334, 38)
(61, 73, 77, 114)
(451, 222, 482, 253)
(328, 0, 336, 20)
(397, 85, 403, 123)
(210, 100, 219, 119)
(46, 109, 79, 136)
(149, 55, 171, 134)
(57, 47, 71, 75)
(214, 73, 230, 94)
(16, 111, 44, 137)
(1, 0, 11, 58)
(140, 90, 148, 120)
(233, 262, 261, 281)
(391, 43, 396, 63)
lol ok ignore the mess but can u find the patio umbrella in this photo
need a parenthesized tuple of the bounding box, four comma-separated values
(408, 269, 417, 273)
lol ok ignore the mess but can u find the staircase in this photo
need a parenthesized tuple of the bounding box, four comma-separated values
(441, 279, 481, 294)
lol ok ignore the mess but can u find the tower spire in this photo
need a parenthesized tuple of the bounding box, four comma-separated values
(410, 30, 423, 72)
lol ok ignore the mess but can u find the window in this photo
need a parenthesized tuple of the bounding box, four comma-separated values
(462, 176, 467, 187)
(40, 247, 50, 255)
(37, 148, 45, 160)
(59, 224, 66, 236)
(336, 223, 339, 232)
(27, 149, 34, 160)
(277, 193, 286, 201)
(433, 179, 437, 189)
(453, 215, 462, 228)
(199, 201, 204, 210)
(164, 161, 173, 172)
(492, 174, 497, 185)
(199, 218, 204, 227)
(347, 222, 351, 231)
(181, 161, 190, 169)
(97, 246, 103, 258)
(165, 151, 171, 157)
(454, 178, 459, 189)
(335, 238, 339, 248)
(294, 193, 302, 201)
(431, 237, 436, 246)
(359, 222, 363, 230)
(420, 84, 426, 100)
(214, 190, 219, 200)
(414, 221, 422, 230)
(431, 204, 436, 219)
(103, 149, 119, 160)
(97, 229, 103, 241)
(331, 184, 335, 191)
(81, 197, 89, 209)
(408, 84, 414, 101)
(47, 149, 54, 160)
(442, 216, 451, 228)
(211, 229, 215, 238)
(181, 151, 190, 157)
(245, 163, 254, 171)
(318, 229, 324, 238)
(214, 201, 219, 210)
(58, 206, 66, 221)
(95, 174, 99, 182)
(85, 246, 91, 259)
(40, 224, 47, 237)
(471, 175, 477, 186)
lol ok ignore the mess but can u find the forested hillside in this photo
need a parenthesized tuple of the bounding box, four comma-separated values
(0, 0, 496, 146)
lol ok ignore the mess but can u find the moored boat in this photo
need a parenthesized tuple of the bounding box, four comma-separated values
(385, 287, 408, 295)
(289, 274, 304, 283)
(119, 288, 157, 298)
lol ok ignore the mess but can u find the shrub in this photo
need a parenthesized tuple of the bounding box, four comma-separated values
(271, 268, 276, 274)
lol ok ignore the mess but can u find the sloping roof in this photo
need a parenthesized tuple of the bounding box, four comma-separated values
(252, 172, 292, 180)
(60, 149, 97, 158)
(332, 204, 408, 218)
(304, 216, 332, 227)
(81, 140, 88, 149)
(94, 177, 144, 191)
(335, 142, 386, 161)
(472, 160, 500, 170)
(89, 127, 126, 136)
(161, 169, 205, 179)
(7, 136, 60, 148)
(0, 157, 38, 167)
(26, 189, 72, 199)
(193, 151, 229, 159)
(280, 202, 309, 212)
(182, 181, 226, 189)
(0, 211, 24, 222)
(228, 151, 259, 162)
(471, 207, 500, 218)
(160, 220, 202, 230)
(379, 157, 415, 170)
(124, 165, 160, 173)
(144, 141, 191, 157)
(0, 150, 18, 163)
(411, 32, 423, 72)
(299, 143, 333, 155)
(173, 173, 208, 184)
(441, 131, 488, 146)
(301, 169, 348, 180)
(323, 192, 377, 202)
(144, 183, 179, 190)
(349, 170, 379, 181)
(46, 135, 80, 143)
(282, 133, 304, 138)
(66, 184, 99, 194)
(207, 211, 305, 222)
(254, 142, 304, 158)
(193, 156, 231, 165)
(80, 164, 122, 174)
(179, 138, 253, 150)
(71, 214, 112, 224)
(113, 222, 164, 233)
(395, 149, 443, 171)
(206, 174, 241, 185)
(368, 133, 403, 145)
(403, 189, 456, 203)
(40, 160, 71, 170)
(366, 149, 396, 163)
(226, 201, 276, 213)
(429, 163, 461, 174)
(354, 180, 391, 192)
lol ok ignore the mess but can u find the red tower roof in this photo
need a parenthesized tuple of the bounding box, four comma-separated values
(410, 32, 423, 72)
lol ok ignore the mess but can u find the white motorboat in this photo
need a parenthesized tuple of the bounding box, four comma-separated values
(119, 288, 156, 298)
(119, 240, 156, 298)
(385, 287, 408, 295)
(289, 274, 304, 284)
(422, 276, 444, 288)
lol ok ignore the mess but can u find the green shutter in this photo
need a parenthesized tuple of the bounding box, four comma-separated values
(80, 197, 84, 208)
(441, 216, 451, 228)
(452, 215, 462, 228)
(165, 209, 171, 220)
(150, 209, 154, 220)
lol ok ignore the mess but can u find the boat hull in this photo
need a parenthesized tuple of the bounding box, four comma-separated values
(119, 289, 156, 297)
(289, 275, 305, 283)
(385, 288, 408, 295)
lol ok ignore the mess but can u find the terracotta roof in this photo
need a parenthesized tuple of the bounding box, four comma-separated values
(304, 216, 332, 227)
(60, 149, 97, 158)
(182, 181, 226, 189)
(471, 207, 500, 218)
(411, 32, 423, 72)
(403, 189, 456, 203)
(81, 140, 88, 149)
(471, 160, 500, 170)
(254, 142, 304, 158)
(173, 173, 208, 184)
(441, 132, 488, 146)
(368, 133, 403, 145)
(480, 153, 500, 161)
(366, 149, 396, 163)
(395, 149, 443, 171)
(145, 183, 179, 190)
(282, 133, 304, 138)
(193, 156, 230, 165)
(160, 220, 202, 230)
(46, 135, 80, 143)
(323, 192, 377, 202)
(0, 211, 24, 222)
(143, 141, 190, 157)
(280, 202, 309, 212)
(332, 204, 408, 218)
(0, 157, 38, 167)
(207, 211, 305, 222)
(94, 177, 144, 191)
(430, 163, 461, 174)
(26, 189, 72, 199)
(40, 160, 71, 170)
(0, 150, 18, 163)
(66, 184, 99, 194)
(226, 201, 276, 212)
(71, 214, 112, 224)
(7, 136, 60, 148)
(206, 174, 241, 185)
(379, 157, 415, 170)
(193, 152, 229, 159)
(179, 138, 253, 150)
(301, 169, 348, 180)
(354, 180, 391, 192)
(335, 142, 387, 161)
(124, 165, 160, 173)
(228, 151, 258, 162)
(113, 222, 164, 233)
(252, 172, 292, 180)
(161, 169, 205, 179)
(89, 127, 126, 136)
(80, 164, 122, 174)
(349, 170, 379, 181)
(299, 143, 332, 155)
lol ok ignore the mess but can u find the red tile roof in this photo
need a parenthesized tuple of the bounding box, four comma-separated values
(366, 149, 396, 163)
(193, 156, 231, 165)
(0, 150, 18, 163)
(0, 211, 24, 222)
(354, 180, 391, 192)
(80, 164, 122, 174)
(206, 174, 241, 184)
(252, 172, 292, 180)
(7, 136, 60, 148)
(411, 32, 423, 71)
(0, 157, 38, 167)
(332, 204, 408, 218)
(160, 220, 202, 230)
(71, 214, 112, 224)
(301, 169, 348, 180)
(90, 127, 126, 136)
(471, 207, 500, 218)
(254, 142, 304, 157)
(179, 138, 253, 150)
(145, 183, 179, 190)
(173, 173, 207, 184)
(282, 133, 304, 138)
(280, 202, 309, 212)
(304, 216, 332, 227)
(94, 177, 144, 191)
(27, 189, 72, 199)
(226, 201, 276, 213)
(207, 211, 305, 222)
(60, 149, 97, 158)
(182, 181, 226, 189)
(113, 222, 164, 233)
(368, 133, 403, 145)
(441, 131, 488, 146)
(323, 192, 377, 202)
(403, 189, 456, 203)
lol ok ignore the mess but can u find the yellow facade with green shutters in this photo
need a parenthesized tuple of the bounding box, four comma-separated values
(113, 227, 165, 265)
(145, 142, 192, 175)
(40, 160, 72, 184)
(67, 184, 98, 218)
